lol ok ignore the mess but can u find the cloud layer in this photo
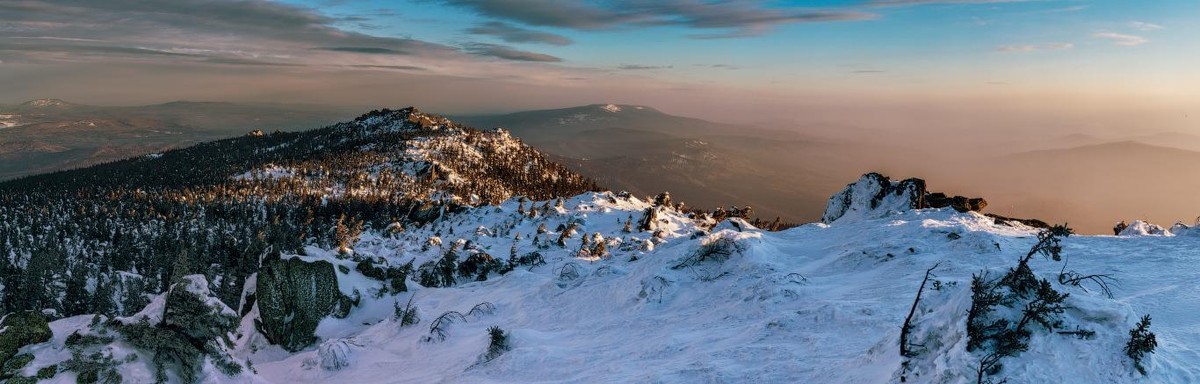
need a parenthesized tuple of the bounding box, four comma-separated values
(996, 43, 1074, 53)
(442, 0, 874, 38)
(466, 21, 573, 46)
(1092, 32, 1148, 46)
(0, 0, 564, 70)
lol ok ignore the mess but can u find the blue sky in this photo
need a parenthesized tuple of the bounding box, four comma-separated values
(0, 1, 1195, 123)
(277, 0, 1195, 93)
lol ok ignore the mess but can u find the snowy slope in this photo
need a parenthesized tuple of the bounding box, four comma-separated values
(235, 194, 1195, 383)
(20, 193, 1200, 383)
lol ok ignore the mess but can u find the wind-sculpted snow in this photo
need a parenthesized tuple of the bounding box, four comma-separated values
(14, 191, 1200, 382)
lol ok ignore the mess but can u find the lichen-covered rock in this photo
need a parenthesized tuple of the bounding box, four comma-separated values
(255, 257, 342, 351)
(0, 311, 52, 369)
(822, 173, 927, 224)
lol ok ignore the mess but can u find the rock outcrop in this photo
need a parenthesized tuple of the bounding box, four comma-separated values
(822, 173, 927, 224)
(925, 192, 987, 213)
(1119, 220, 1170, 236)
(822, 173, 993, 224)
(255, 257, 343, 352)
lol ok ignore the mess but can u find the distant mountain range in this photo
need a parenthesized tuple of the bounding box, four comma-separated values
(457, 104, 908, 223)
(925, 141, 1200, 233)
(0, 99, 359, 180)
(3, 100, 1196, 233)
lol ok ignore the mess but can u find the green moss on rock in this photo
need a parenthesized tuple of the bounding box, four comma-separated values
(0, 311, 52, 373)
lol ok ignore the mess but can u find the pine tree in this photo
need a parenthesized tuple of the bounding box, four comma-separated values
(1126, 314, 1157, 375)
(62, 263, 93, 316)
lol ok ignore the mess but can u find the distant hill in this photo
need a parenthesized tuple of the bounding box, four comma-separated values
(1129, 131, 1200, 152)
(458, 104, 908, 223)
(931, 141, 1200, 233)
(0, 100, 360, 180)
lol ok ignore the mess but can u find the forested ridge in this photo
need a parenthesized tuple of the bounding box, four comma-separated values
(0, 107, 598, 319)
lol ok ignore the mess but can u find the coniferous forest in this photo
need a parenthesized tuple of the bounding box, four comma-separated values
(0, 107, 598, 320)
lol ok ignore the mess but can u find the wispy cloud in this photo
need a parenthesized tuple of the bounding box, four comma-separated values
(314, 47, 410, 55)
(618, 64, 673, 70)
(870, 0, 1034, 6)
(1092, 32, 1148, 46)
(1128, 21, 1165, 31)
(995, 42, 1074, 53)
(461, 43, 562, 62)
(442, 0, 874, 38)
(1041, 5, 1088, 13)
(466, 21, 572, 46)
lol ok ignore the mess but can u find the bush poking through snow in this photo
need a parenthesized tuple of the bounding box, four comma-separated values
(1125, 315, 1158, 375)
(969, 226, 1073, 383)
(1056, 255, 1117, 299)
(395, 296, 420, 327)
(558, 263, 581, 281)
(61, 350, 122, 384)
(483, 326, 511, 362)
(467, 302, 496, 319)
(425, 311, 467, 342)
(673, 233, 746, 270)
(318, 338, 358, 371)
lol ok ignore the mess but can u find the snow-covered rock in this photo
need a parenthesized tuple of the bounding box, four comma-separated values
(1119, 220, 1170, 236)
(822, 172, 927, 224)
(318, 338, 357, 371)
(1167, 222, 1194, 236)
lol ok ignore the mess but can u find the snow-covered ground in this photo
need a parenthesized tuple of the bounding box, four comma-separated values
(24, 191, 1200, 383)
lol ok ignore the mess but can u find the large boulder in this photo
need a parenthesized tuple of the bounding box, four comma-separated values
(822, 173, 927, 223)
(255, 257, 343, 351)
(925, 192, 987, 213)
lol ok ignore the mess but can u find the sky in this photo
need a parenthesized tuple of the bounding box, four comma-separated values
(0, 0, 1196, 125)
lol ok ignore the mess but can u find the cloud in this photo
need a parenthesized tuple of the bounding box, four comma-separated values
(347, 64, 427, 71)
(851, 69, 886, 74)
(995, 43, 1074, 53)
(461, 43, 562, 62)
(618, 64, 673, 70)
(0, 0, 466, 67)
(1045, 5, 1088, 13)
(314, 47, 410, 55)
(442, 0, 874, 38)
(1092, 32, 1147, 46)
(1128, 21, 1164, 31)
(0, 0, 630, 107)
(466, 21, 572, 46)
(870, 0, 1033, 6)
